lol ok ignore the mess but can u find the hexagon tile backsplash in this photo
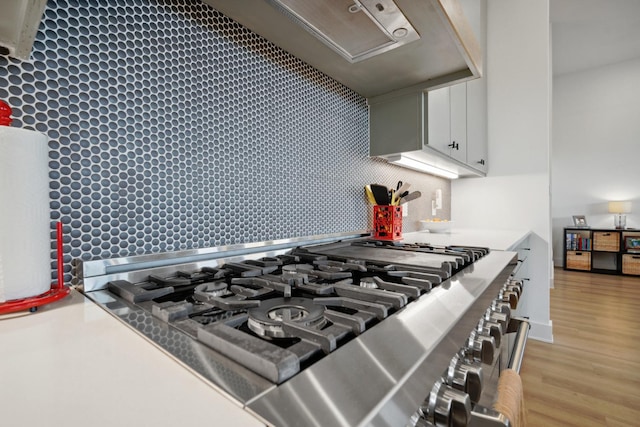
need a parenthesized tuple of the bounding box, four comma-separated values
(0, 0, 450, 282)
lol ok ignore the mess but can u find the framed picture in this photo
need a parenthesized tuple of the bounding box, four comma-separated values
(572, 215, 588, 227)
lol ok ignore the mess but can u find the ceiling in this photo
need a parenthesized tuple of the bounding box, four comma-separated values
(550, 0, 640, 75)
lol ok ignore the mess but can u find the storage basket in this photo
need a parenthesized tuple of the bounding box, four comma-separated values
(622, 254, 640, 275)
(593, 232, 620, 252)
(566, 251, 591, 271)
(373, 205, 402, 240)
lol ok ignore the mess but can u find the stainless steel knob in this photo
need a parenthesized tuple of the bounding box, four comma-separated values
(504, 282, 522, 298)
(477, 317, 503, 348)
(424, 381, 472, 427)
(491, 300, 511, 318)
(498, 289, 519, 309)
(447, 354, 484, 403)
(504, 288, 520, 308)
(506, 278, 524, 293)
(484, 307, 509, 331)
(466, 330, 496, 364)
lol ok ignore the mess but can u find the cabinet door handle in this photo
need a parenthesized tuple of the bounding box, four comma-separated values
(602, 233, 610, 236)
(476, 159, 485, 165)
(448, 141, 459, 150)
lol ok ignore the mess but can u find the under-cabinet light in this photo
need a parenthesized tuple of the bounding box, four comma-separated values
(387, 154, 459, 179)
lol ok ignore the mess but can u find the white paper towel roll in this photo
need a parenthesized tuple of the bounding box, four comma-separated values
(0, 126, 51, 302)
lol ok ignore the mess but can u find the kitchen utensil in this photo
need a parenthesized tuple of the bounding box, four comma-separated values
(396, 182, 411, 195)
(392, 182, 411, 205)
(400, 191, 421, 204)
(364, 185, 377, 205)
(370, 184, 390, 205)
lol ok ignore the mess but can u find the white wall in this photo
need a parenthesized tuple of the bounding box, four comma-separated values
(452, 0, 553, 342)
(552, 58, 640, 266)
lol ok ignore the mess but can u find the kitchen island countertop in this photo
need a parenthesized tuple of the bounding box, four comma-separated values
(0, 229, 529, 426)
(402, 228, 530, 251)
(0, 289, 266, 427)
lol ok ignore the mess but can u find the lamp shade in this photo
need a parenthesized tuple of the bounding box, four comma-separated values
(608, 201, 632, 214)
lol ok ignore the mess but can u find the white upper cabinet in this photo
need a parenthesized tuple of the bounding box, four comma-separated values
(369, 80, 485, 178)
(427, 84, 468, 164)
(368, 0, 487, 178)
(465, 77, 488, 172)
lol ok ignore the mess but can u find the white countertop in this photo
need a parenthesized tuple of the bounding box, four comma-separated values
(0, 289, 265, 427)
(402, 228, 530, 251)
(0, 229, 529, 426)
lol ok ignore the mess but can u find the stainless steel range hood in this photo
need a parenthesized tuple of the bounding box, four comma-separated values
(265, 0, 421, 63)
(202, 0, 482, 98)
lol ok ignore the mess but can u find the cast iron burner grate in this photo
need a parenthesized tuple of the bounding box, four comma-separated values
(104, 241, 488, 384)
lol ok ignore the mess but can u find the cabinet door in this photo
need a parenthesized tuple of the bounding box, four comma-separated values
(369, 92, 424, 156)
(466, 77, 487, 172)
(427, 84, 467, 163)
(426, 86, 451, 154)
(449, 83, 467, 163)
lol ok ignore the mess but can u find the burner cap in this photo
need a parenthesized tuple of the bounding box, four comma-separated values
(359, 277, 378, 289)
(247, 297, 327, 338)
(194, 281, 229, 301)
(281, 264, 315, 273)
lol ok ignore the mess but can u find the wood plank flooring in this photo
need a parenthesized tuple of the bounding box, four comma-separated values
(519, 268, 640, 426)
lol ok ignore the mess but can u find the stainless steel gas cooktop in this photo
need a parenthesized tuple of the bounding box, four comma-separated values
(79, 233, 527, 427)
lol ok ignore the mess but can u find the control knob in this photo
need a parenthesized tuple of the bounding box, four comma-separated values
(503, 282, 522, 299)
(491, 300, 511, 318)
(466, 330, 495, 364)
(477, 317, 502, 348)
(422, 381, 472, 427)
(498, 288, 519, 309)
(447, 354, 484, 404)
(506, 278, 524, 294)
(484, 307, 509, 332)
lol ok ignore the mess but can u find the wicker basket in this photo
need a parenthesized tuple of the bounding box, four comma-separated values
(593, 232, 620, 252)
(566, 251, 591, 270)
(622, 254, 640, 275)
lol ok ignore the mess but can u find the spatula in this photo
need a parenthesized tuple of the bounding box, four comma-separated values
(370, 184, 390, 205)
(400, 191, 421, 204)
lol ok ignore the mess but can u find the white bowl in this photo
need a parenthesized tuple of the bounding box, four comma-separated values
(419, 219, 453, 233)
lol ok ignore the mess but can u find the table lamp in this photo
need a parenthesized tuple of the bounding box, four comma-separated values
(608, 201, 631, 229)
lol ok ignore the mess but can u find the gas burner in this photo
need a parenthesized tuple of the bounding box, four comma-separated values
(193, 281, 230, 301)
(247, 297, 327, 338)
(359, 277, 378, 289)
(281, 264, 315, 273)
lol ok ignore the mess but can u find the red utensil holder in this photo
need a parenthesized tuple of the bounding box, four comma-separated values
(373, 205, 402, 240)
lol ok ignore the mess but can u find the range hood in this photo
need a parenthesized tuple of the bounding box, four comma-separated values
(265, 0, 421, 63)
(202, 0, 481, 98)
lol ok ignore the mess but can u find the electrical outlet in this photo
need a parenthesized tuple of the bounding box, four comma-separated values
(432, 200, 437, 216)
(435, 189, 442, 209)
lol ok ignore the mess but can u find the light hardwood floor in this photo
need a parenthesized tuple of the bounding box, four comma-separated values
(519, 268, 640, 426)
